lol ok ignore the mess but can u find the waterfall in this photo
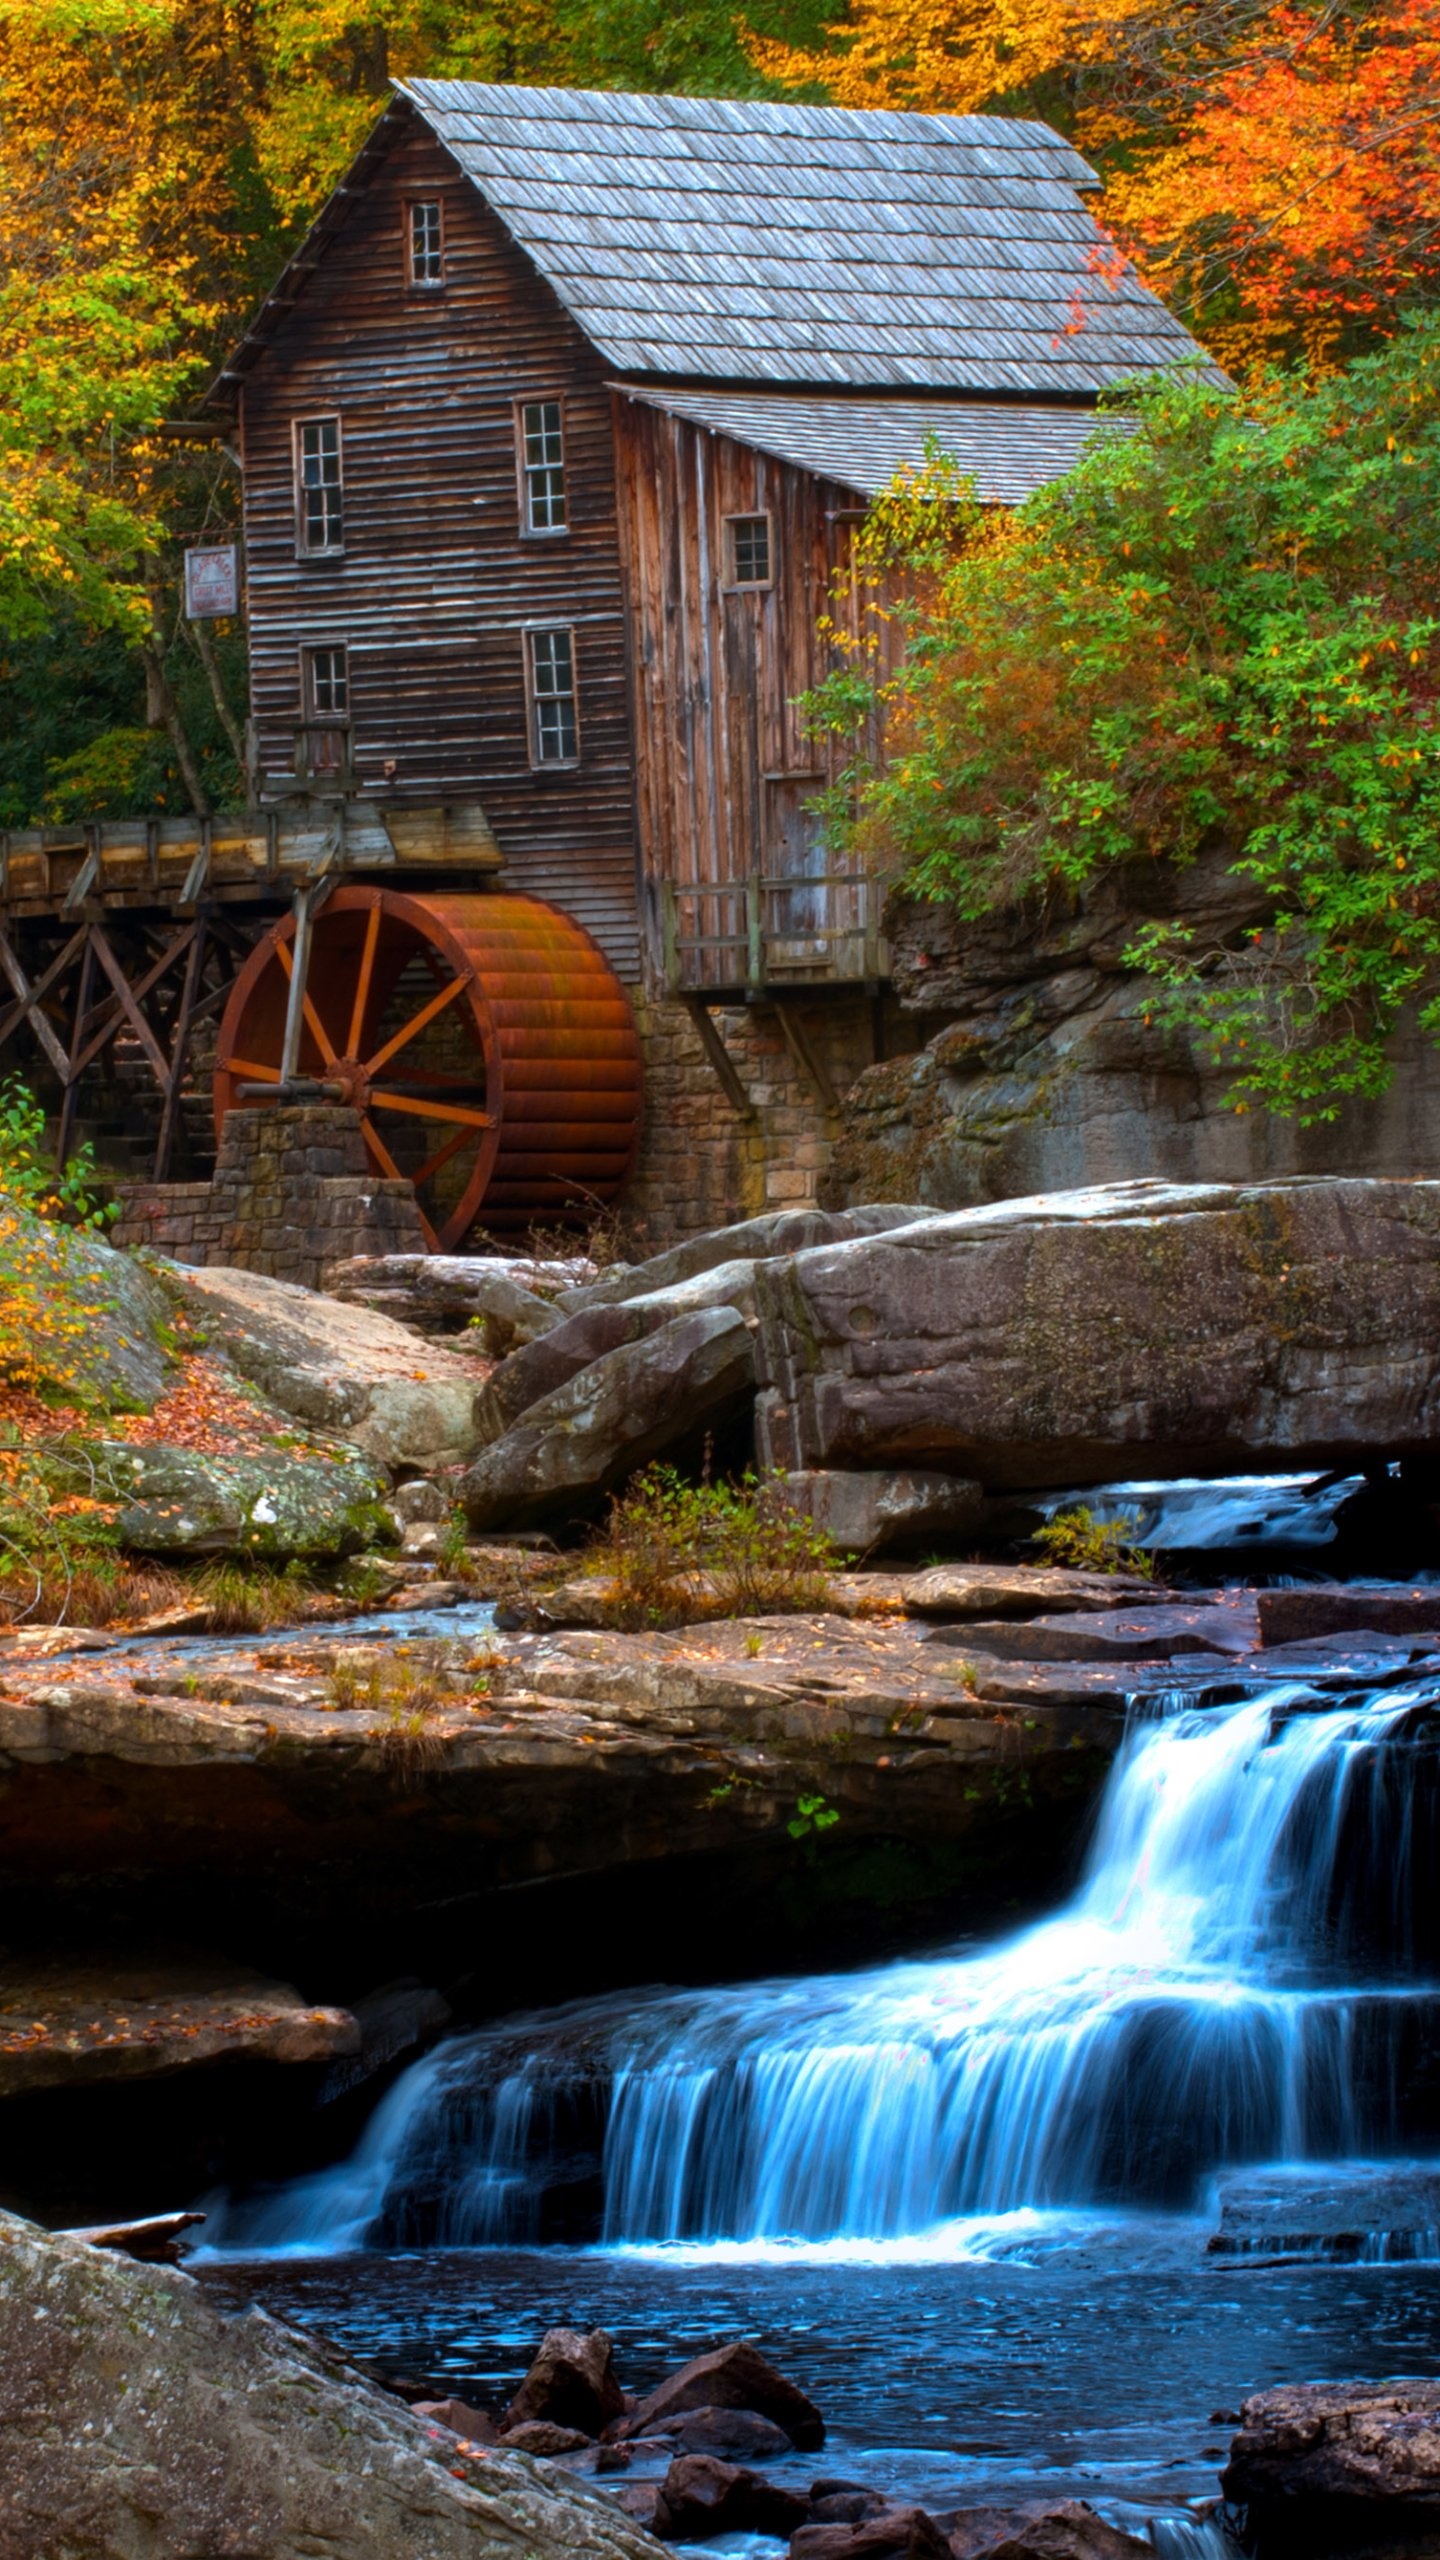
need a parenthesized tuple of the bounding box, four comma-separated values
(207, 1681, 1439, 2257)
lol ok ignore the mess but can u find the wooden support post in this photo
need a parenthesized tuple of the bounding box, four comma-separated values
(681, 994, 755, 1120)
(773, 1000, 840, 1116)
(745, 874, 764, 991)
(661, 880, 679, 993)
(55, 932, 97, 1171)
(154, 919, 207, 1179)
(0, 929, 72, 1083)
(279, 885, 315, 1087)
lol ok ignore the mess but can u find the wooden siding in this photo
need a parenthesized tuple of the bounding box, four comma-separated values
(614, 397, 894, 986)
(239, 122, 640, 977)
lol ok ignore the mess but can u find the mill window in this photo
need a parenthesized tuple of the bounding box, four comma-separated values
(408, 199, 444, 286)
(526, 626, 579, 764)
(303, 644, 348, 717)
(519, 399, 567, 534)
(726, 513, 772, 588)
(295, 416, 343, 555)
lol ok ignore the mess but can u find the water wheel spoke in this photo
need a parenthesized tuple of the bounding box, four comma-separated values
(364, 970, 472, 1076)
(361, 1113, 439, 1250)
(347, 900, 382, 1060)
(369, 1089, 495, 1129)
(277, 937, 338, 1066)
(413, 1124, 475, 1187)
(220, 1055, 282, 1083)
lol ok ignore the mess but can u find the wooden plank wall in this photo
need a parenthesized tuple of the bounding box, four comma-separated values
(240, 123, 640, 977)
(613, 398, 897, 978)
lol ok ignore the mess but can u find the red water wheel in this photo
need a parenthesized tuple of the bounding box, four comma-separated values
(214, 887, 643, 1246)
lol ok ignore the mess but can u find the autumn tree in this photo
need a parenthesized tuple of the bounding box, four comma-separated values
(753, 0, 1440, 372)
(802, 321, 1440, 1119)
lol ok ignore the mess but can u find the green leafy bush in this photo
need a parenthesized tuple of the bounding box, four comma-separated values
(806, 321, 1440, 1121)
(1033, 1505, 1153, 1578)
(588, 1463, 836, 1629)
(0, 1078, 109, 1228)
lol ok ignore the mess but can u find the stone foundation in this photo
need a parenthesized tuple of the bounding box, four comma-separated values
(111, 1107, 426, 1290)
(623, 990, 920, 1248)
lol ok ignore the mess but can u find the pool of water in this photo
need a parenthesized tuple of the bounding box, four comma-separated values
(204, 2226, 1440, 2538)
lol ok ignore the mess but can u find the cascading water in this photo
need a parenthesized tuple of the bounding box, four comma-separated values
(208, 1679, 1440, 2259)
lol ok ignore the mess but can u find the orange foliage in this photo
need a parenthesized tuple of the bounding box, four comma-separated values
(754, 0, 1440, 372)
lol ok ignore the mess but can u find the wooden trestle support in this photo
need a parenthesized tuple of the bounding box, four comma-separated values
(0, 816, 644, 1245)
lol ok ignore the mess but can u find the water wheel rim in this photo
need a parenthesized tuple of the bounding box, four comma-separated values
(214, 885, 504, 1251)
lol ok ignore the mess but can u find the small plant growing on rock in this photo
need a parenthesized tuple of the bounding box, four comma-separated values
(194, 1558, 310, 1634)
(1033, 1506, 1153, 1579)
(589, 1464, 836, 1630)
(327, 1654, 384, 1714)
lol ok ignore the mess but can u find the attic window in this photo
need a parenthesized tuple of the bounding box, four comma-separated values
(726, 513, 772, 588)
(519, 399, 567, 534)
(295, 416, 343, 555)
(408, 199, 443, 286)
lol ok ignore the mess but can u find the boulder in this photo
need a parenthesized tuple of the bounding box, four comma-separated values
(752, 1178, 1440, 1488)
(663, 2405, 795, 2460)
(114, 1443, 391, 1557)
(412, 2398, 499, 2444)
(791, 2508, 952, 2559)
(1258, 1585, 1440, 1647)
(16, 1216, 176, 1412)
(776, 1471, 986, 1557)
(473, 1261, 761, 1451)
(388, 1477, 451, 1526)
(0, 2210, 661, 2560)
(169, 1263, 487, 1467)
(621, 2342, 825, 2451)
(0, 1958, 357, 2098)
(561, 1206, 933, 1310)
(1207, 2164, 1440, 2265)
(1222, 2380, 1440, 2547)
(905, 1565, 1163, 1619)
(504, 2325, 626, 2437)
(325, 1252, 593, 1333)
(655, 2453, 810, 2541)
(942, 2502, 1153, 2560)
(501, 2419, 596, 2456)
(462, 1307, 755, 1531)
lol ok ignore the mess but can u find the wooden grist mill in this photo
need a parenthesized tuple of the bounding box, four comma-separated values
(0, 815, 643, 1244)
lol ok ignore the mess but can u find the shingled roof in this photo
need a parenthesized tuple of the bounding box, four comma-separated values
(397, 80, 1209, 398)
(613, 384, 1121, 502)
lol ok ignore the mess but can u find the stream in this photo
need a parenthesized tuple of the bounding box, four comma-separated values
(196, 1476, 1440, 2546)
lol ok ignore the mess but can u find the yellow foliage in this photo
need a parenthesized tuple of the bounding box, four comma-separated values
(749, 0, 1138, 117)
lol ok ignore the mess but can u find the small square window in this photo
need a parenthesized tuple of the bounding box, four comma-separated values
(520, 399, 567, 533)
(303, 644, 348, 717)
(296, 417, 343, 554)
(727, 514, 772, 587)
(527, 626, 578, 763)
(408, 199, 443, 286)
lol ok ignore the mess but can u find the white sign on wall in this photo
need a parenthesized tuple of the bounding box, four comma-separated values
(184, 544, 239, 619)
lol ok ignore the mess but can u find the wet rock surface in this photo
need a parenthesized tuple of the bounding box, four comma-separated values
(1222, 2379, 1440, 2552)
(504, 2322, 627, 2436)
(621, 2342, 826, 2451)
(0, 2210, 663, 2560)
(1208, 2165, 1440, 2265)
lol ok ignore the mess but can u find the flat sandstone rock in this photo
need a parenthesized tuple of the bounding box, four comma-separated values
(0, 1960, 358, 2098)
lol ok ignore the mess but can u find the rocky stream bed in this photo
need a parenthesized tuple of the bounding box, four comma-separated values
(7, 1179, 1440, 2557)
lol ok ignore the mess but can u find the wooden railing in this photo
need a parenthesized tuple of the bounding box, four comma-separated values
(657, 872, 888, 993)
(0, 801, 501, 918)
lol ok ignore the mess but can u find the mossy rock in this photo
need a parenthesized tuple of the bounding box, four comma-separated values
(112, 1443, 393, 1557)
